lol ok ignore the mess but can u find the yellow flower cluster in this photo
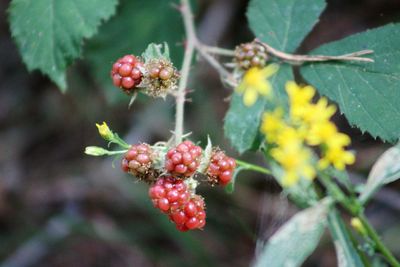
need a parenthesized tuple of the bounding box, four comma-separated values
(261, 81, 355, 187)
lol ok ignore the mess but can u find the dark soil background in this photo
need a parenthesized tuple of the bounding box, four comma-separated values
(0, 0, 400, 266)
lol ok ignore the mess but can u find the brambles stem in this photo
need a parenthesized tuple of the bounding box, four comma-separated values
(175, 0, 196, 145)
(255, 39, 374, 64)
(199, 44, 235, 56)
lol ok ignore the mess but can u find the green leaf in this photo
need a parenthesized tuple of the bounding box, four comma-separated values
(359, 143, 400, 204)
(254, 199, 330, 267)
(85, 0, 184, 103)
(247, 0, 326, 52)
(9, 0, 117, 91)
(224, 65, 293, 153)
(328, 209, 364, 267)
(198, 136, 212, 174)
(301, 24, 400, 142)
(142, 42, 171, 62)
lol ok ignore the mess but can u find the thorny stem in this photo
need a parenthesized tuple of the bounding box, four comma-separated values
(199, 44, 235, 56)
(255, 39, 374, 64)
(175, 0, 237, 144)
(235, 159, 271, 175)
(175, 0, 196, 145)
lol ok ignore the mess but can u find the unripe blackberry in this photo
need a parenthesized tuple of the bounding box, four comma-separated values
(111, 55, 144, 93)
(207, 149, 236, 186)
(165, 141, 203, 177)
(149, 176, 191, 213)
(234, 42, 268, 70)
(121, 143, 157, 183)
(142, 58, 179, 98)
(171, 195, 206, 231)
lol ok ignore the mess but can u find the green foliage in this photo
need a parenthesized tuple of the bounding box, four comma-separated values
(247, 0, 326, 52)
(224, 0, 326, 153)
(224, 65, 293, 153)
(142, 42, 171, 62)
(85, 0, 184, 103)
(9, 0, 118, 92)
(359, 143, 400, 204)
(254, 200, 330, 267)
(328, 210, 364, 267)
(301, 24, 400, 142)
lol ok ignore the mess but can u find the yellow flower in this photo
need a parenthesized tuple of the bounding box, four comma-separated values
(236, 64, 279, 106)
(286, 81, 336, 125)
(302, 97, 336, 124)
(306, 121, 338, 146)
(260, 108, 285, 143)
(319, 146, 355, 170)
(96, 122, 113, 140)
(275, 125, 304, 148)
(286, 81, 315, 107)
(271, 140, 316, 187)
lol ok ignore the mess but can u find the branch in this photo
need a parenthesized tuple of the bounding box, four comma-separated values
(175, 0, 197, 145)
(255, 39, 374, 64)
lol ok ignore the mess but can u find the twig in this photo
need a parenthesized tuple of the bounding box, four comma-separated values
(255, 39, 374, 65)
(199, 44, 235, 56)
(175, 0, 196, 145)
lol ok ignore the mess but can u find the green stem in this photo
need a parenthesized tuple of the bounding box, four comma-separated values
(111, 135, 131, 149)
(105, 149, 129, 155)
(320, 175, 400, 266)
(319, 173, 361, 215)
(235, 159, 271, 175)
(358, 214, 400, 267)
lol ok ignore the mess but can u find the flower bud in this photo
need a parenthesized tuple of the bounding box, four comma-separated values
(85, 146, 110, 156)
(96, 122, 114, 141)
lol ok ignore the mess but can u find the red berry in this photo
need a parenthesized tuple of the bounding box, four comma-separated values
(110, 54, 143, 92)
(149, 176, 206, 231)
(207, 149, 236, 186)
(122, 143, 156, 182)
(149, 176, 190, 214)
(173, 195, 206, 231)
(165, 141, 203, 177)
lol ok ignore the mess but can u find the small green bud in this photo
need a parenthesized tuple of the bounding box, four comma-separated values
(85, 146, 110, 156)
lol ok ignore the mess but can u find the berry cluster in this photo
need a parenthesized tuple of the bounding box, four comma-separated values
(149, 176, 206, 231)
(234, 42, 268, 70)
(121, 143, 156, 182)
(111, 55, 143, 93)
(142, 59, 179, 98)
(207, 150, 236, 186)
(118, 140, 235, 232)
(165, 141, 203, 177)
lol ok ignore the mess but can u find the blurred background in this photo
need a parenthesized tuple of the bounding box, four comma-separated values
(1, 0, 400, 266)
